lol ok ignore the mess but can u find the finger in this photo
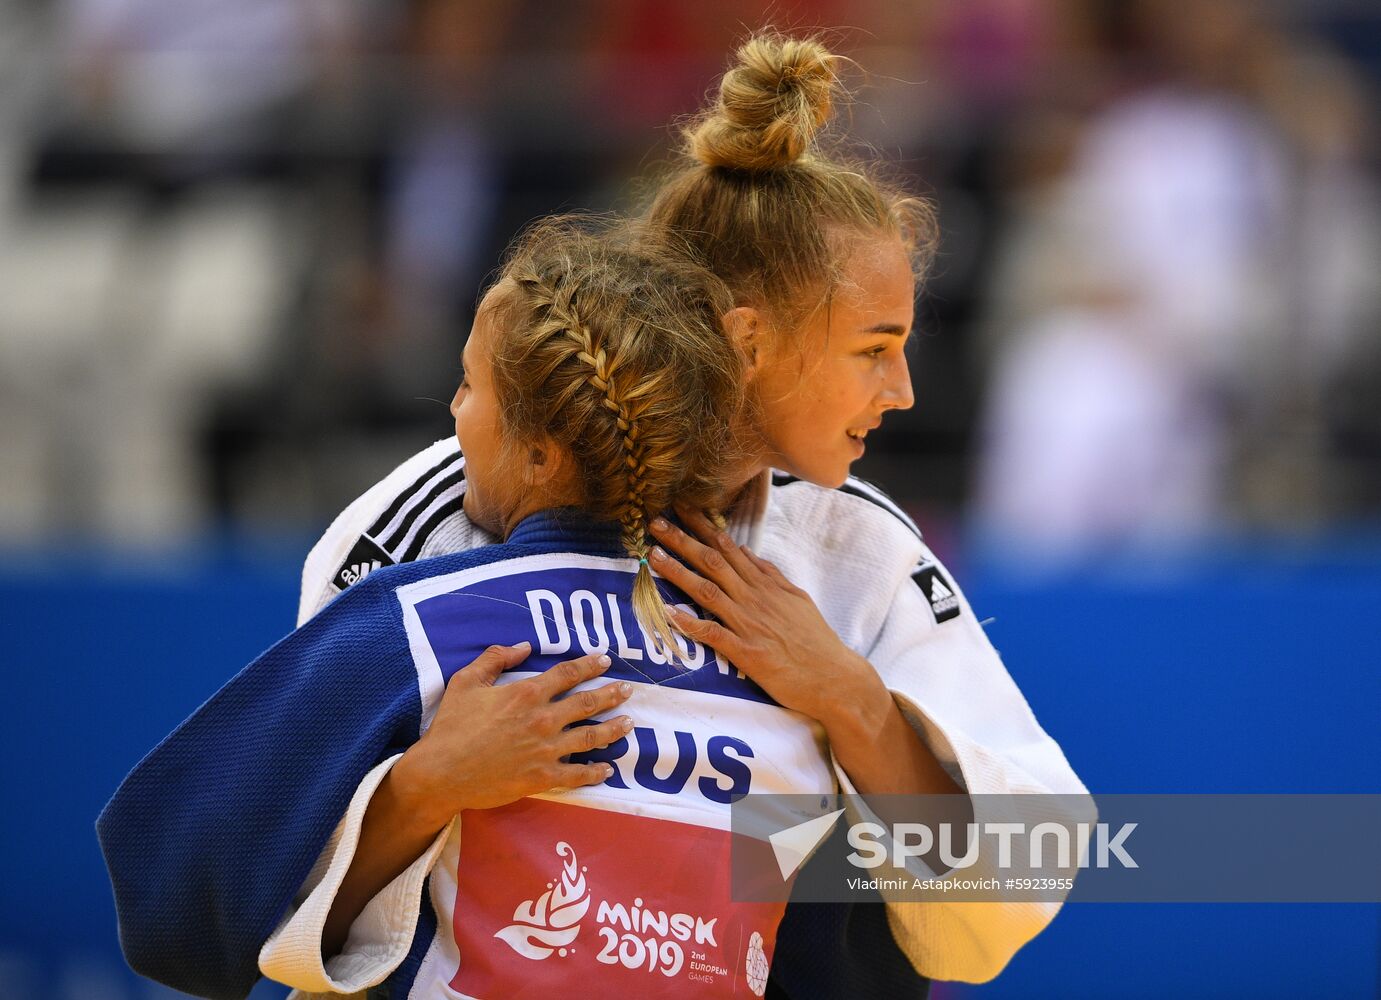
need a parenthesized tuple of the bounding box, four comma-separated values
(675, 506, 763, 581)
(449, 642, 532, 689)
(531, 652, 611, 701)
(648, 546, 735, 622)
(666, 607, 747, 663)
(670, 504, 722, 545)
(559, 715, 635, 756)
(649, 516, 746, 600)
(742, 547, 799, 591)
(547, 761, 616, 791)
(552, 678, 635, 727)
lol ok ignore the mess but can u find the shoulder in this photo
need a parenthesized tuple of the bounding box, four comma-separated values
(768, 470, 924, 546)
(345, 539, 521, 603)
(763, 472, 971, 629)
(757, 473, 926, 642)
(299, 437, 475, 624)
(308, 535, 553, 639)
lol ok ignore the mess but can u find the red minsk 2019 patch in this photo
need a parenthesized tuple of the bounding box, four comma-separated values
(450, 797, 783, 997)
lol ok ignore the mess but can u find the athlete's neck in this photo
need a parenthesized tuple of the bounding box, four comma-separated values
(720, 456, 771, 512)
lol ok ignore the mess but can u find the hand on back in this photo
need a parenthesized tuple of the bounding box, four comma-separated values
(648, 507, 881, 730)
(392, 643, 633, 826)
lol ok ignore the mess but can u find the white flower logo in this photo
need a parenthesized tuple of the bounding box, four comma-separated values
(493, 841, 591, 960)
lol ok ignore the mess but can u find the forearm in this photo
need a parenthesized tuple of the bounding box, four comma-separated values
(821, 663, 973, 878)
(317, 647, 628, 959)
(321, 753, 449, 959)
(822, 660, 962, 798)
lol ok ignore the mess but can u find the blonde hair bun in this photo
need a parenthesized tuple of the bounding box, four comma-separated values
(687, 32, 841, 172)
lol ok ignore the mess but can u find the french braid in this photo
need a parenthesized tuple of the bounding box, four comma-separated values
(492, 220, 743, 665)
(531, 274, 658, 553)
(560, 307, 677, 658)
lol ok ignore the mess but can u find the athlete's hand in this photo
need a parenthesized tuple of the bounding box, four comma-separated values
(648, 508, 890, 733)
(392, 643, 633, 826)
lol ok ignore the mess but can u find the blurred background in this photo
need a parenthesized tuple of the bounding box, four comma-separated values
(0, 0, 1377, 997)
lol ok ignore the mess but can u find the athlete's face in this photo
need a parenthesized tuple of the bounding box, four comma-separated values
(748, 235, 916, 488)
(451, 283, 530, 536)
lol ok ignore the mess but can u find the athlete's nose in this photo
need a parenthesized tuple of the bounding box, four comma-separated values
(880, 355, 915, 412)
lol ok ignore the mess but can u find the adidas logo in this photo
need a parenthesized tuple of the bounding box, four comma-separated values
(334, 535, 395, 590)
(928, 575, 958, 616)
(914, 565, 961, 623)
(339, 560, 381, 587)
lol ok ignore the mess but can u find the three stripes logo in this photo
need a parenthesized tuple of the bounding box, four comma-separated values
(342, 560, 380, 586)
(332, 449, 469, 593)
(913, 564, 961, 623)
(334, 535, 396, 591)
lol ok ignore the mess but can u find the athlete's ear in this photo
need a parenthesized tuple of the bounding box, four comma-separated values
(526, 439, 570, 490)
(724, 306, 767, 379)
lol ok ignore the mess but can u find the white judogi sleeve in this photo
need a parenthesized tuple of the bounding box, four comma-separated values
(259, 755, 454, 997)
(759, 481, 1093, 983)
(853, 548, 1093, 982)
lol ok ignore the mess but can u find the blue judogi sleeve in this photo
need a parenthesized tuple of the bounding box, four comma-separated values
(96, 564, 435, 1000)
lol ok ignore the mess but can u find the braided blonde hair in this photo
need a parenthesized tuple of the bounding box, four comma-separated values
(489, 219, 743, 663)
